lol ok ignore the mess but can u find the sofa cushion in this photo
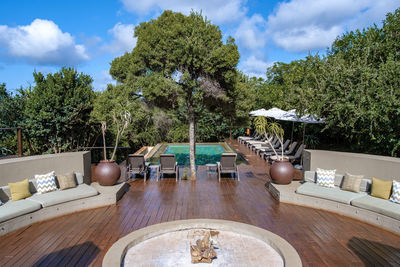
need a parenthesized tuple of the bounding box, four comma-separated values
(341, 173, 364, 193)
(351, 195, 400, 220)
(35, 171, 58, 194)
(75, 172, 84, 185)
(0, 199, 41, 223)
(304, 171, 344, 187)
(27, 184, 98, 207)
(1, 181, 37, 202)
(316, 168, 336, 188)
(57, 173, 77, 190)
(296, 182, 367, 204)
(371, 178, 392, 200)
(389, 180, 400, 204)
(304, 171, 316, 183)
(8, 179, 32, 201)
(360, 179, 372, 193)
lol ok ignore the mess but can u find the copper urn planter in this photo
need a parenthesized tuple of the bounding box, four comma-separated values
(94, 160, 121, 186)
(269, 158, 294, 184)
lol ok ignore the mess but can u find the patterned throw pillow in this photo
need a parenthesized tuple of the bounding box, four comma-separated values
(316, 168, 336, 188)
(389, 180, 400, 204)
(35, 171, 57, 194)
(341, 173, 364, 193)
(57, 173, 77, 190)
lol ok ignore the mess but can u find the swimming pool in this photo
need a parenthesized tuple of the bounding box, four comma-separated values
(148, 143, 248, 166)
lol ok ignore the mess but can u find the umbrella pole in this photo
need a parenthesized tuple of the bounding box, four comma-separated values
(301, 123, 306, 167)
(291, 121, 294, 143)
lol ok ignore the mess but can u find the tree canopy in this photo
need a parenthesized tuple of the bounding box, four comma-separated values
(110, 10, 240, 178)
(23, 67, 96, 154)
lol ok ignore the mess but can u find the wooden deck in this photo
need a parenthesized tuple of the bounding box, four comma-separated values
(0, 140, 400, 266)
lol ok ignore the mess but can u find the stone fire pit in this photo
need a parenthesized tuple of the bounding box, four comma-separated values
(103, 219, 302, 266)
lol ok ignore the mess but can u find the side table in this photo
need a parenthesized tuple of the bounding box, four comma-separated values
(205, 163, 217, 177)
(149, 165, 160, 181)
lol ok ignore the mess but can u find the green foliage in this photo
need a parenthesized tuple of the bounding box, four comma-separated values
(254, 116, 267, 136)
(260, 8, 400, 156)
(0, 84, 26, 154)
(22, 68, 96, 154)
(110, 10, 241, 176)
(110, 10, 239, 109)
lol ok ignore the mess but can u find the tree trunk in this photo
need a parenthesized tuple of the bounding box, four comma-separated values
(187, 100, 197, 180)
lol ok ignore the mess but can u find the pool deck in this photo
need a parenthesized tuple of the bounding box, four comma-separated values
(0, 140, 399, 266)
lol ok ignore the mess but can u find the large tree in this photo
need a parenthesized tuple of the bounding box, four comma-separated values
(110, 11, 239, 178)
(24, 67, 96, 153)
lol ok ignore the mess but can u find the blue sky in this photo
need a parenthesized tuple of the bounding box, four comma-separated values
(1, 0, 399, 92)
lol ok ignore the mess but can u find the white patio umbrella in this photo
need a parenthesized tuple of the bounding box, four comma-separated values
(249, 108, 268, 116)
(251, 107, 325, 143)
(250, 107, 288, 118)
(277, 109, 325, 144)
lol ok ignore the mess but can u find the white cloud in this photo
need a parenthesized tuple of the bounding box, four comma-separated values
(239, 55, 273, 78)
(267, 0, 400, 52)
(103, 23, 136, 54)
(234, 14, 267, 50)
(93, 70, 117, 91)
(0, 19, 89, 65)
(120, 0, 247, 23)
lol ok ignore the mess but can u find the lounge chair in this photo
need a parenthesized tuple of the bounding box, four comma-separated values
(238, 133, 258, 144)
(253, 137, 282, 153)
(256, 139, 290, 155)
(263, 142, 298, 161)
(126, 154, 149, 181)
(287, 144, 304, 164)
(251, 136, 279, 151)
(243, 135, 262, 145)
(159, 154, 179, 181)
(217, 153, 240, 182)
(246, 137, 267, 148)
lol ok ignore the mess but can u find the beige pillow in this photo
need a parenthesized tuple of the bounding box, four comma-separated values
(341, 173, 364, 193)
(57, 173, 77, 190)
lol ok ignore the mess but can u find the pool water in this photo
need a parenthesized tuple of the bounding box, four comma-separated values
(164, 145, 225, 165)
(148, 143, 248, 166)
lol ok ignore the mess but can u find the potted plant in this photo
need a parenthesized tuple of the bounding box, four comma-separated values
(254, 116, 294, 184)
(94, 111, 131, 186)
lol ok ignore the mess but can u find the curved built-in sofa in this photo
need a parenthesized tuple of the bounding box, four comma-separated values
(267, 150, 400, 235)
(0, 152, 128, 237)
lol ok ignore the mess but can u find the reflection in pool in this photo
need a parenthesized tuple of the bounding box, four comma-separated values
(148, 143, 248, 166)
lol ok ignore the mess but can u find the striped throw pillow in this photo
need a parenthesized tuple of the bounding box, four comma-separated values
(390, 180, 400, 204)
(35, 171, 57, 194)
(316, 168, 336, 188)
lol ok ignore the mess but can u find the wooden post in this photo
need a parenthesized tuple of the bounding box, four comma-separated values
(17, 128, 22, 157)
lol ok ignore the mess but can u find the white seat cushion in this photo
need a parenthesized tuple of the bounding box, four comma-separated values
(296, 182, 367, 204)
(0, 199, 41, 223)
(28, 184, 98, 207)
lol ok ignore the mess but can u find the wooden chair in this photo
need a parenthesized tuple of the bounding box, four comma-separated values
(159, 154, 179, 181)
(217, 153, 239, 182)
(126, 154, 149, 182)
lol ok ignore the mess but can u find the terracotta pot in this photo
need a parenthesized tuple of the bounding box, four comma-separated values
(94, 160, 121, 186)
(270, 158, 294, 184)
